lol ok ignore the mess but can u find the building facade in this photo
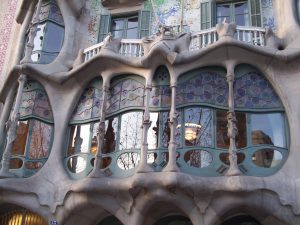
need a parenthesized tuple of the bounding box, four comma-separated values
(0, 0, 300, 224)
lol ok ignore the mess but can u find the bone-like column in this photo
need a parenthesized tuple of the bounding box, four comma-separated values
(0, 74, 27, 178)
(225, 65, 242, 176)
(89, 85, 109, 178)
(137, 83, 154, 173)
(163, 81, 180, 172)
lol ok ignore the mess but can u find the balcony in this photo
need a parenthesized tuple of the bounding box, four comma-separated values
(83, 25, 267, 62)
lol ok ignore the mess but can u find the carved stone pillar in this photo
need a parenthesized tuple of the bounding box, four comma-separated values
(137, 84, 154, 173)
(89, 85, 109, 178)
(0, 87, 16, 154)
(21, 0, 43, 64)
(226, 67, 242, 176)
(0, 74, 27, 178)
(163, 81, 180, 172)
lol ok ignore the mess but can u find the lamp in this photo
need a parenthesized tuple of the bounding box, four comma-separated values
(177, 123, 202, 141)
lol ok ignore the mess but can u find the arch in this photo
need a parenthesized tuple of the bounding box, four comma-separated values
(0, 204, 48, 225)
(97, 216, 123, 225)
(6, 80, 54, 178)
(153, 215, 192, 225)
(220, 215, 261, 225)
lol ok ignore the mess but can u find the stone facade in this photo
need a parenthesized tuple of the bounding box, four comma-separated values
(0, 0, 300, 225)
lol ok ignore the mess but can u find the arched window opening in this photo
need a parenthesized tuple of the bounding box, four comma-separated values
(6, 80, 54, 177)
(66, 76, 147, 179)
(97, 216, 123, 225)
(0, 205, 48, 225)
(221, 215, 261, 225)
(25, 0, 64, 64)
(153, 215, 192, 225)
(148, 66, 172, 170)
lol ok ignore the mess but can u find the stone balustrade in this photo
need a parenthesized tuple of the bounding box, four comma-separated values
(83, 25, 267, 62)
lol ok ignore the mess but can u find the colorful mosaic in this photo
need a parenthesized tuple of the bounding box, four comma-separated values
(19, 81, 54, 122)
(150, 86, 171, 108)
(86, 0, 102, 45)
(234, 71, 283, 109)
(177, 72, 228, 107)
(71, 80, 102, 122)
(107, 79, 145, 114)
(0, 0, 18, 82)
(262, 0, 277, 30)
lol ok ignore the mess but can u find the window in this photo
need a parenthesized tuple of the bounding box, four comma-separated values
(28, 0, 64, 64)
(206, 0, 262, 27)
(9, 81, 54, 177)
(98, 11, 151, 42)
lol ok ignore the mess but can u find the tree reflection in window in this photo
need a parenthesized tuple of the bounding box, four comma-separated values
(119, 112, 143, 150)
(103, 117, 118, 153)
(183, 107, 212, 147)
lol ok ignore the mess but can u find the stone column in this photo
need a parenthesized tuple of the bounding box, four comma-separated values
(0, 74, 27, 178)
(225, 64, 242, 176)
(163, 81, 180, 172)
(137, 83, 154, 173)
(89, 85, 109, 178)
(0, 87, 17, 154)
(20, 0, 43, 64)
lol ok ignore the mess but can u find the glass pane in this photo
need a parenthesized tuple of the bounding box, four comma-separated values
(112, 19, 124, 30)
(251, 113, 285, 147)
(217, 5, 230, 18)
(103, 117, 118, 153)
(184, 108, 213, 147)
(112, 30, 123, 39)
(162, 112, 182, 148)
(32, 24, 46, 51)
(68, 124, 91, 154)
(126, 28, 138, 39)
(29, 120, 52, 159)
(216, 111, 247, 149)
(12, 121, 29, 156)
(235, 15, 246, 26)
(10, 158, 23, 169)
(119, 112, 143, 150)
(217, 16, 230, 24)
(90, 122, 99, 155)
(252, 149, 283, 168)
(117, 152, 140, 170)
(148, 113, 159, 149)
(43, 22, 64, 53)
(219, 152, 245, 165)
(235, 3, 248, 14)
(184, 150, 213, 168)
(67, 156, 87, 173)
(128, 17, 138, 28)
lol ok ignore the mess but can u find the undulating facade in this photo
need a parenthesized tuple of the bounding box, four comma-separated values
(0, 0, 300, 224)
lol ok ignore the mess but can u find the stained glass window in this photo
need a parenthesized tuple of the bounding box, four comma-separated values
(234, 71, 283, 109)
(19, 81, 53, 122)
(70, 79, 102, 123)
(177, 71, 228, 107)
(107, 78, 145, 114)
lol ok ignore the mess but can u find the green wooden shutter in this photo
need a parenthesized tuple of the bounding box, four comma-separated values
(249, 0, 262, 27)
(200, 2, 211, 29)
(139, 10, 151, 38)
(98, 14, 111, 42)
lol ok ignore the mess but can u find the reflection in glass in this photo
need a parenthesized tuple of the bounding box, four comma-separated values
(162, 112, 181, 148)
(252, 149, 282, 168)
(216, 111, 247, 149)
(234, 3, 249, 26)
(184, 108, 212, 147)
(43, 23, 64, 53)
(29, 120, 52, 159)
(25, 161, 44, 170)
(251, 113, 285, 147)
(117, 152, 140, 170)
(68, 124, 91, 155)
(148, 113, 159, 149)
(67, 156, 87, 173)
(12, 121, 29, 156)
(217, 5, 230, 23)
(184, 150, 213, 168)
(103, 118, 118, 153)
(119, 112, 143, 150)
(10, 158, 23, 169)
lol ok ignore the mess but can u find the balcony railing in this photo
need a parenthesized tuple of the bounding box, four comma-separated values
(83, 26, 267, 62)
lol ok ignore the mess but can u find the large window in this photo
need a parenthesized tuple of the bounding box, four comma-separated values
(9, 81, 54, 177)
(28, 0, 64, 64)
(98, 11, 151, 42)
